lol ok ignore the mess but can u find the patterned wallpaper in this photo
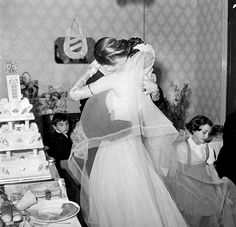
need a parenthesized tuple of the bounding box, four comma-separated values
(0, 0, 143, 95)
(145, 0, 226, 124)
(195, 0, 225, 124)
(0, 0, 226, 124)
(145, 0, 197, 120)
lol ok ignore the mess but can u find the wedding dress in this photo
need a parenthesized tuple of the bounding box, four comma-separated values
(68, 45, 188, 227)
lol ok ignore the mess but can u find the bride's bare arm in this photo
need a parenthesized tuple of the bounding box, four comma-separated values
(69, 60, 101, 101)
(69, 73, 113, 101)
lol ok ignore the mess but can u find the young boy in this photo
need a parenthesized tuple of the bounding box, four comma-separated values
(47, 113, 79, 203)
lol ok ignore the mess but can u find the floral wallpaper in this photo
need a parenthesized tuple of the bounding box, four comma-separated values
(145, 0, 197, 120)
(145, 0, 226, 124)
(0, 0, 226, 123)
(195, 0, 226, 124)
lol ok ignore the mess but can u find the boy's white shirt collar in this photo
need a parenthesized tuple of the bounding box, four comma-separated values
(55, 129, 68, 138)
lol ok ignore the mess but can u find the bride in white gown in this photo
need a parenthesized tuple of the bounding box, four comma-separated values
(68, 37, 188, 227)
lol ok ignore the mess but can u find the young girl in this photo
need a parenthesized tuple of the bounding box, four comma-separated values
(167, 115, 236, 227)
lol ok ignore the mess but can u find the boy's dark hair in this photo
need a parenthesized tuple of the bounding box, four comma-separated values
(52, 113, 68, 126)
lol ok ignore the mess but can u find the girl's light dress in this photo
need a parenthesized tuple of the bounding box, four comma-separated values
(166, 136, 236, 227)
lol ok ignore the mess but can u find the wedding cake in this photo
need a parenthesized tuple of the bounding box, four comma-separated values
(0, 72, 51, 184)
(0, 98, 43, 150)
(0, 150, 50, 183)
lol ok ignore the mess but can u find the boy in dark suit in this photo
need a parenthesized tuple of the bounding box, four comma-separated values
(47, 113, 79, 202)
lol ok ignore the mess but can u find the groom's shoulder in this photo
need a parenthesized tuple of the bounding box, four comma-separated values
(86, 70, 104, 84)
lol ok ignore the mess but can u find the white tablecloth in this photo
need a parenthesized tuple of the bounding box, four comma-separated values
(31, 216, 81, 227)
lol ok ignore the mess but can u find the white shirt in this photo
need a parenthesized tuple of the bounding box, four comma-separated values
(177, 137, 215, 165)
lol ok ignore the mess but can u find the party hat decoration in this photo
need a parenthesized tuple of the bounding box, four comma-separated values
(5, 59, 18, 75)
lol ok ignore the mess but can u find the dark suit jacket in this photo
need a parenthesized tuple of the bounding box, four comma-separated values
(80, 70, 167, 112)
(80, 70, 104, 112)
(47, 131, 73, 170)
(215, 110, 236, 184)
(47, 131, 80, 202)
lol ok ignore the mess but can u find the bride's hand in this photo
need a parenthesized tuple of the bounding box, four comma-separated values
(69, 86, 85, 101)
(69, 85, 92, 101)
(133, 43, 153, 53)
(143, 79, 158, 95)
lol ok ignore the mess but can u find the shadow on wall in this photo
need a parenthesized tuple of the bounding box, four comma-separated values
(117, 0, 155, 7)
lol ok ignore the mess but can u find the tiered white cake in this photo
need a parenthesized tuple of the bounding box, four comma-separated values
(0, 97, 43, 151)
(0, 84, 51, 184)
(0, 149, 50, 183)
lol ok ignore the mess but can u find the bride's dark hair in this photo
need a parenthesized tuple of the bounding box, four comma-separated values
(128, 37, 144, 57)
(94, 37, 130, 66)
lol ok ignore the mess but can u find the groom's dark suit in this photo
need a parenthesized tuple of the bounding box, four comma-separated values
(80, 70, 105, 112)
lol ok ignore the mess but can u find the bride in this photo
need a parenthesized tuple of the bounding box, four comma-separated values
(68, 37, 188, 227)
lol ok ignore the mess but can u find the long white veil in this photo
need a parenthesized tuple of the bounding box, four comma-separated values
(68, 46, 180, 225)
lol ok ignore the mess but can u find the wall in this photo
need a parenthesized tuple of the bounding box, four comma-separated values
(0, 0, 143, 95)
(195, 0, 226, 124)
(0, 0, 226, 124)
(145, 0, 197, 120)
(145, 0, 226, 124)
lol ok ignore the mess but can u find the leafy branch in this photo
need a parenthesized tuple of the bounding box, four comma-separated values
(163, 83, 191, 130)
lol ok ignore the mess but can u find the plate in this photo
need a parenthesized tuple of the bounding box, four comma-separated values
(28, 199, 80, 223)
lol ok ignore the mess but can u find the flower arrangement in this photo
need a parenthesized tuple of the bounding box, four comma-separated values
(38, 85, 67, 115)
(19, 72, 41, 115)
(20, 73, 67, 115)
(162, 82, 191, 130)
